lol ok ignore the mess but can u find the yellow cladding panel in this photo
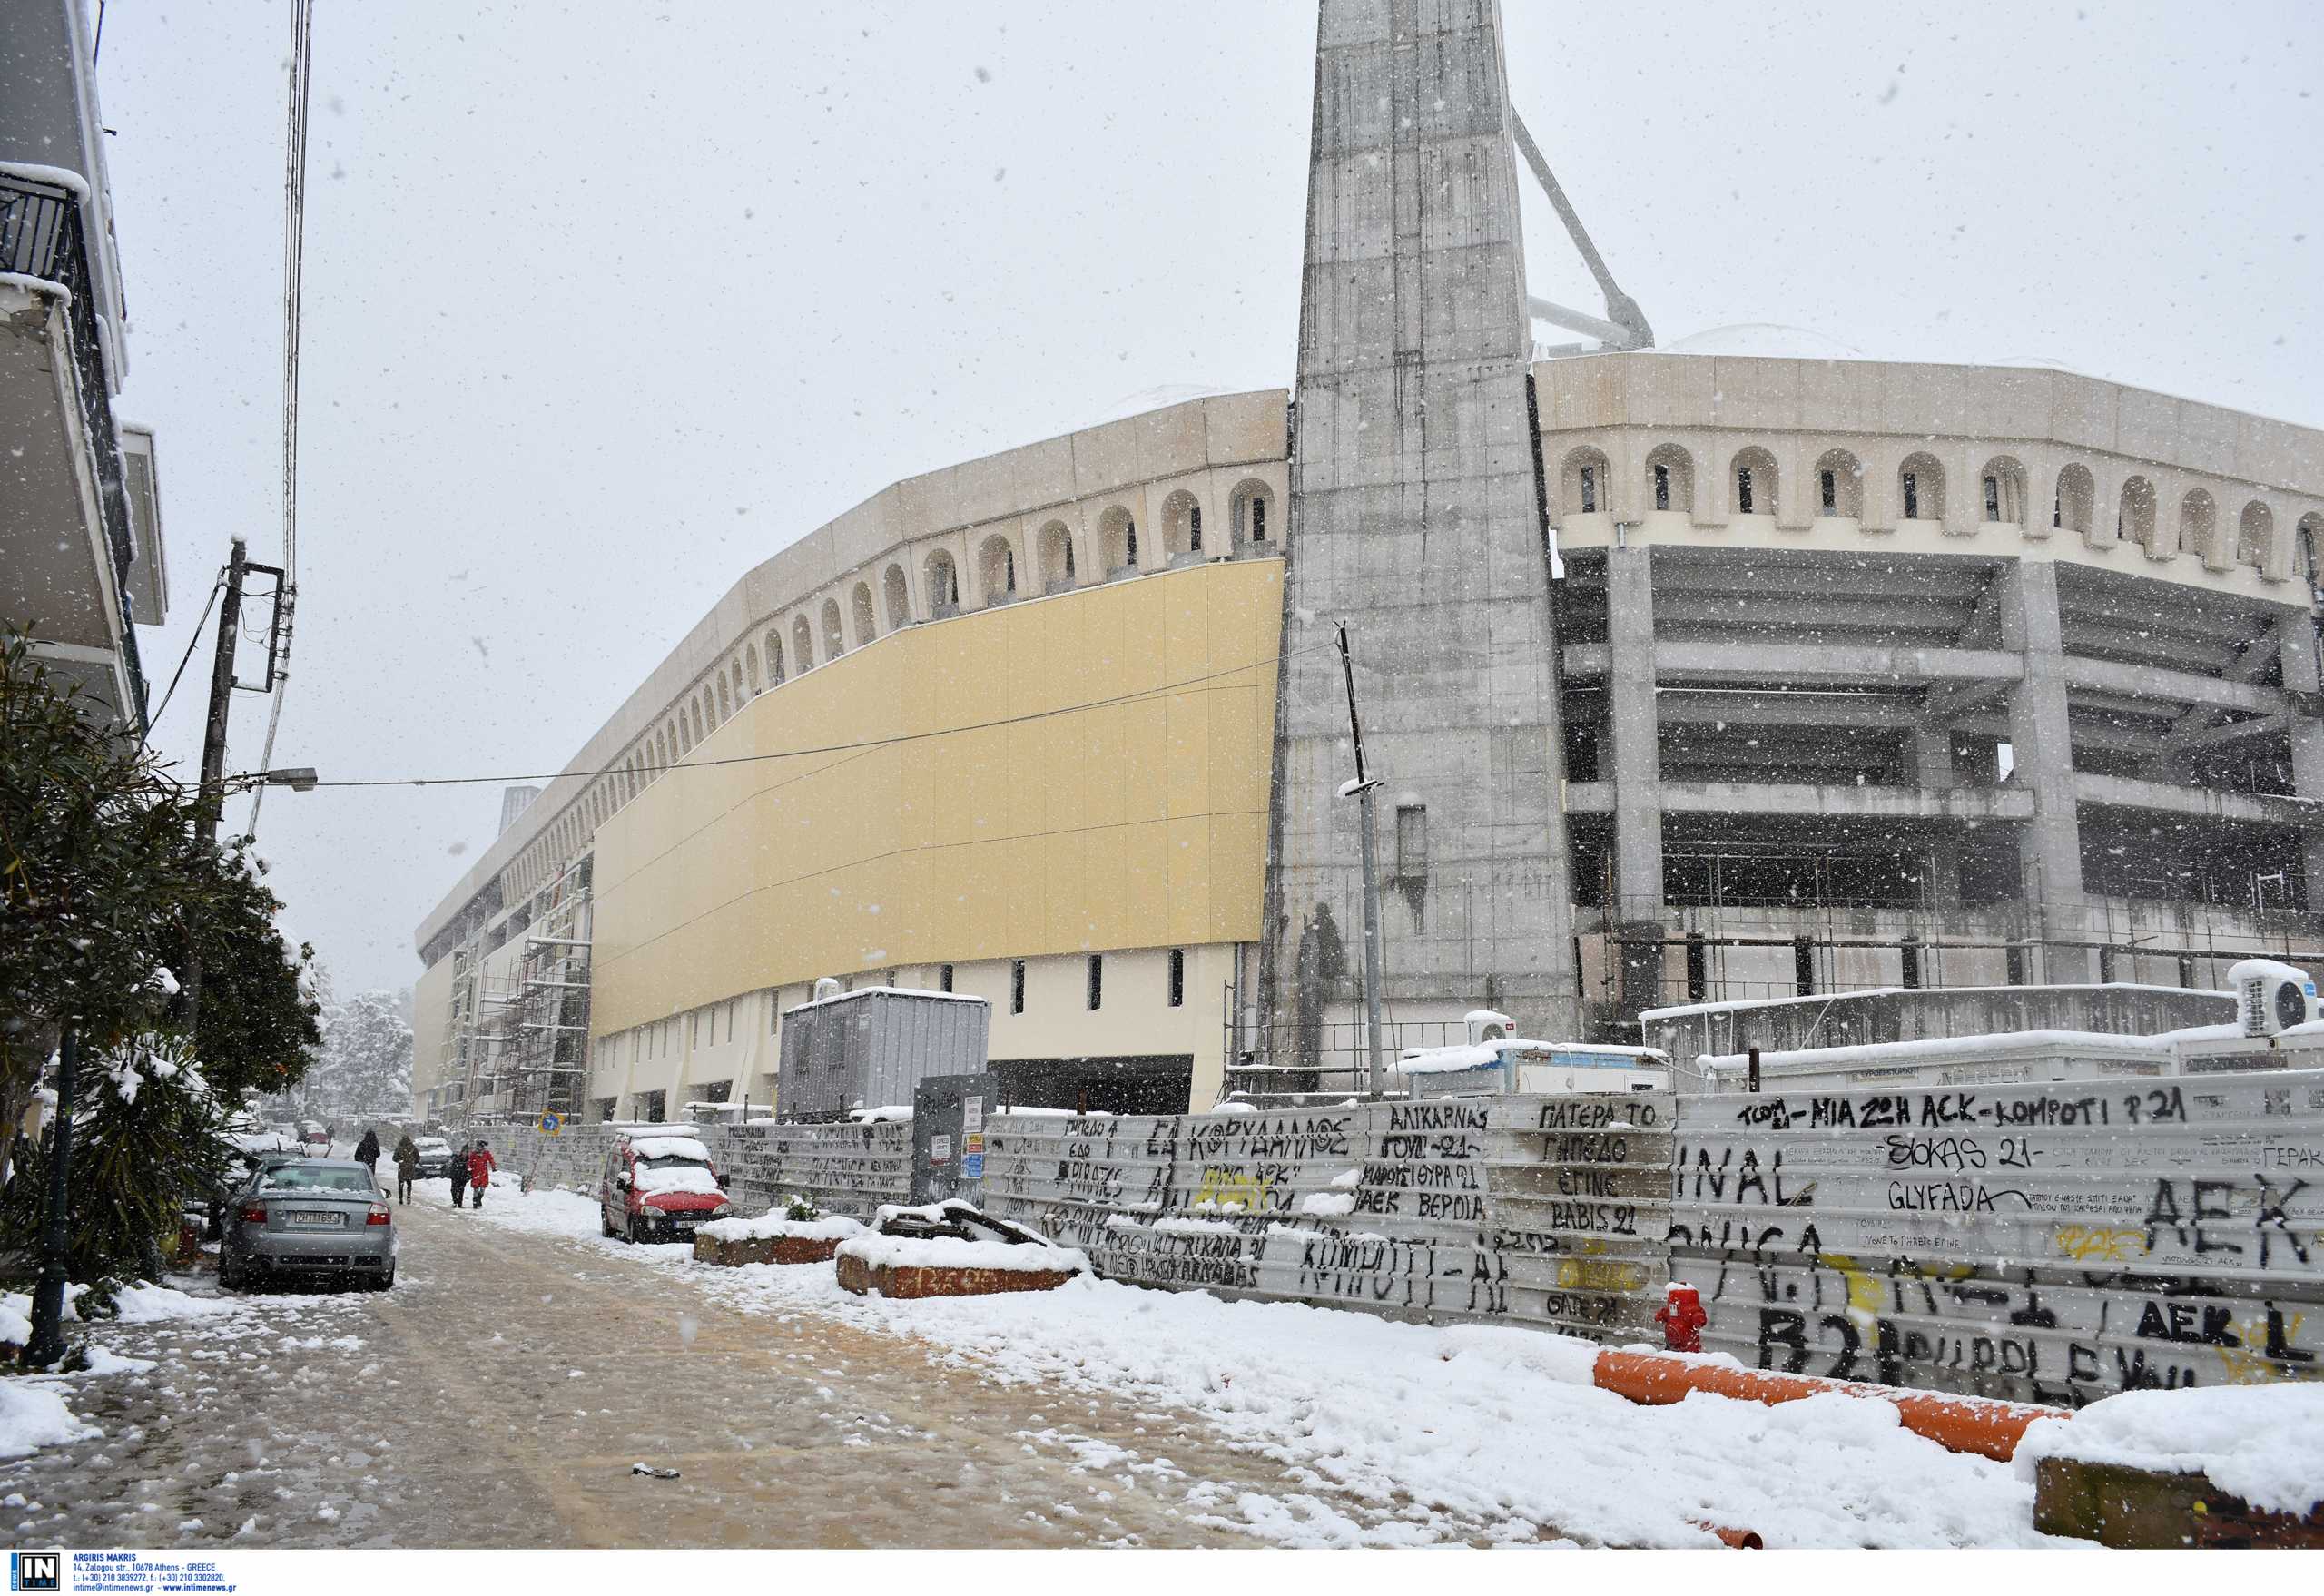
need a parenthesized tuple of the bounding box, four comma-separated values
(592, 559, 1283, 1037)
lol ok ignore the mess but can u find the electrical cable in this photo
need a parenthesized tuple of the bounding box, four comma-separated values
(245, 0, 314, 839)
(136, 569, 226, 747)
(222, 641, 1320, 793)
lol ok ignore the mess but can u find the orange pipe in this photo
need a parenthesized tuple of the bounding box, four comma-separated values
(1692, 1522, 1764, 1550)
(1591, 1349, 2062, 1462)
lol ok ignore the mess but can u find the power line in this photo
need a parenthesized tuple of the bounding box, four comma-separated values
(247, 0, 316, 841)
(225, 643, 1315, 793)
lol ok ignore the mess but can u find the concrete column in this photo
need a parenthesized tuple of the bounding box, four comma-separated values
(1607, 546, 1664, 1013)
(2000, 558, 2092, 979)
(1258, 0, 1581, 1063)
(1911, 721, 1963, 907)
(2278, 621, 2324, 903)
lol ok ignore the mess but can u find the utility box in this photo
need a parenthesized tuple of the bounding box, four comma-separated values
(777, 987, 990, 1122)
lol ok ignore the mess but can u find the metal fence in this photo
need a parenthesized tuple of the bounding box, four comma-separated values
(1668, 1067, 2324, 1406)
(982, 1095, 1672, 1338)
(494, 1118, 911, 1219)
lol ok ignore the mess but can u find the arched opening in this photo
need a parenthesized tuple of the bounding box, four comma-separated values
(679, 711, 694, 754)
(1644, 444, 1695, 515)
(1730, 447, 1778, 518)
(2120, 476, 2158, 552)
(745, 643, 761, 694)
(1099, 507, 1138, 574)
(2299, 513, 2324, 587)
(1229, 479, 1275, 547)
(2054, 463, 2095, 537)
(767, 630, 786, 685)
(731, 661, 745, 703)
(821, 598, 846, 659)
(1561, 446, 1611, 517)
(1814, 448, 1863, 517)
(1037, 520, 1075, 590)
(2180, 488, 2218, 564)
(926, 550, 960, 616)
(1898, 452, 1946, 522)
(1980, 457, 2027, 525)
(2236, 501, 2273, 569)
(977, 534, 1018, 606)
(696, 694, 711, 737)
(793, 615, 815, 672)
(882, 564, 910, 629)
(852, 580, 877, 642)
(715, 676, 732, 721)
(1161, 490, 1204, 557)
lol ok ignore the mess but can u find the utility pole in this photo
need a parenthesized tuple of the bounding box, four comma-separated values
(1336, 623, 1388, 1098)
(24, 1030, 79, 1366)
(181, 538, 251, 1028)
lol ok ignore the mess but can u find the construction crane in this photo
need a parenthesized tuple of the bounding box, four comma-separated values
(1512, 109, 1654, 356)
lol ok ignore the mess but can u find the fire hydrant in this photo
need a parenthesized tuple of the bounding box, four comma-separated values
(1655, 1283, 1708, 1353)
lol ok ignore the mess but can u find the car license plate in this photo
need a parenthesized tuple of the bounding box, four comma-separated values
(282, 1209, 343, 1228)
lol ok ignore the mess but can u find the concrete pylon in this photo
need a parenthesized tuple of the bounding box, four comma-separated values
(1259, 0, 1581, 1076)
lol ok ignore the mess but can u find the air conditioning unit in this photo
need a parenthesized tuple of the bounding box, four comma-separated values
(2229, 959, 2319, 1037)
(1464, 1009, 1517, 1046)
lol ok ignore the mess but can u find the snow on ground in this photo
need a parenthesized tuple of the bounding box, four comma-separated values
(2016, 1384, 2324, 1516)
(462, 1181, 2059, 1548)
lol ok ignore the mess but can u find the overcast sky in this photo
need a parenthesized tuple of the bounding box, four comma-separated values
(95, 1, 2321, 997)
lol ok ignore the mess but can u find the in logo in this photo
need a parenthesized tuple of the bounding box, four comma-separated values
(11, 1552, 60, 1592)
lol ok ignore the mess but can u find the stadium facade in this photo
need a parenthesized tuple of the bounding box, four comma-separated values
(412, 1, 2324, 1124)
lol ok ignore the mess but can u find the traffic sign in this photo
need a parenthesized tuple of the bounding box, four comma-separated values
(538, 1111, 563, 1136)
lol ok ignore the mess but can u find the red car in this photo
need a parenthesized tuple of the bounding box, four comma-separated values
(598, 1130, 735, 1243)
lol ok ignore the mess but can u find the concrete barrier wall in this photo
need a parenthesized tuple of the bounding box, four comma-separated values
(490, 1119, 911, 1219)
(1668, 1067, 2324, 1407)
(982, 1096, 1673, 1338)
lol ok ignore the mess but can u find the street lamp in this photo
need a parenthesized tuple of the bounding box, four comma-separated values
(251, 767, 319, 793)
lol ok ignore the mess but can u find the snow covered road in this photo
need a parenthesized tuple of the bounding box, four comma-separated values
(4, 1178, 2071, 1547)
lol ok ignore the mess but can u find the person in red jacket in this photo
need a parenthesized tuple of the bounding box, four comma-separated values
(466, 1142, 498, 1209)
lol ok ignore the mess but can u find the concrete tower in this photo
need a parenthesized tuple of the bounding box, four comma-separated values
(1261, 0, 1581, 1073)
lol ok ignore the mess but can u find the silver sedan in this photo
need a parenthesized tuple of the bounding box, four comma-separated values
(217, 1158, 397, 1292)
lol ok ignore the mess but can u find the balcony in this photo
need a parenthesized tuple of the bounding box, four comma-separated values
(1, 164, 148, 728)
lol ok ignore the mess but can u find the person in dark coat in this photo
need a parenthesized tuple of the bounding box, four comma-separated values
(392, 1132, 419, 1205)
(448, 1140, 471, 1208)
(467, 1142, 498, 1210)
(353, 1128, 382, 1190)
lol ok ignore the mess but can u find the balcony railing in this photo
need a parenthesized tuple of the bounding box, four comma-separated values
(1, 166, 145, 726)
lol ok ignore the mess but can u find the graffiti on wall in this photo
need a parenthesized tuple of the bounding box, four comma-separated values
(1669, 1071, 2324, 1404)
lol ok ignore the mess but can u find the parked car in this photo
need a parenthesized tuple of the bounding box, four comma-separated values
(218, 1158, 396, 1291)
(297, 1120, 330, 1152)
(598, 1130, 735, 1243)
(410, 1135, 457, 1179)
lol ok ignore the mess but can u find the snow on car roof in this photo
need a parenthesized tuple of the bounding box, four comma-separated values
(626, 1134, 712, 1162)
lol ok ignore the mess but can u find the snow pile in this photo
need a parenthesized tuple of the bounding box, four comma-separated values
(697, 1213, 863, 1245)
(689, 1266, 2051, 1548)
(1394, 1041, 1507, 1074)
(1298, 1191, 1357, 1217)
(2015, 1385, 2324, 1517)
(110, 1283, 241, 1325)
(846, 1106, 912, 1124)
(627, 1136, 711, 1163)
(634, 1164, 723, 1197)
(837, 1232, 1088, 1276)
(0, 1384, 98, 1460)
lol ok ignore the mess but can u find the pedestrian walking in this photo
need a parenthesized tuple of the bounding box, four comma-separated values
(353, 1127, 381, 1191)
(392, 1131, 419, 1205)
(448, 1141, 471, 1208)
(467, 1142, 498, 1210)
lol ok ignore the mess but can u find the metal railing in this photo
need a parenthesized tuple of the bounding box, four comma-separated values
(1, 168, 144, 725)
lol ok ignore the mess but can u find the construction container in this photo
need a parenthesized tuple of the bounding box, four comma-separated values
(776, 987, 990, 1121)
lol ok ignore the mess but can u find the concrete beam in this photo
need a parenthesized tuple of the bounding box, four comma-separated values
(1651, 596, 1971, 634)
(2163, 714, 2288, 754)
(2073, 771, 2316, 829)
(1652, 640, 2025, 685)
(2060, 622, 2240, 676)
(1658, 782, 2035, 822)
(1655, 691, 1921, 729)
(2059, 656, 2282, 714)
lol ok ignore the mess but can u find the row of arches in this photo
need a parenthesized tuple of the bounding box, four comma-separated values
(553, 478, 1285, 855)
(1558, 442, 2323, 576)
